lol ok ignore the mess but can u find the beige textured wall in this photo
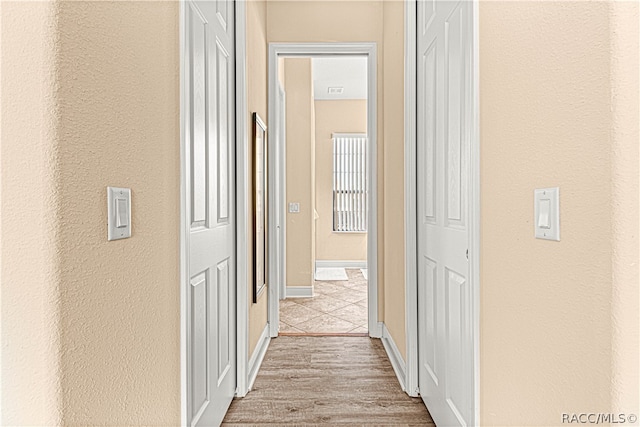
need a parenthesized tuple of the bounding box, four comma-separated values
(609, 1, 639, 414)
(314, 100, 368, 261)
(55, 2, 181, 423)
(284, 58, 316, 287)
(247, 0, 269, 356)
(1, 2, 63, 424)
(268, 0, 406, 336)
(2, 1, 182, 424)
(479, 2, 637, 425)
(382, 0, 406, 360)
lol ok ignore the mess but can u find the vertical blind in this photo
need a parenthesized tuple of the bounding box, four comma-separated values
(332, 133, 368, 232)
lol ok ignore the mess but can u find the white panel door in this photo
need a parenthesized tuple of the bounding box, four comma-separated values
(417, 0, 474, 425)
(185, 0, 235, 425)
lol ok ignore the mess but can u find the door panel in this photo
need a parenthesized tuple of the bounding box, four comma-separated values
(186, 0, 236, 425)
(417, 1, 473, 426)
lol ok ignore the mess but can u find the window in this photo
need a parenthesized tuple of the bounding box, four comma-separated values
(333, 133, 367, 232)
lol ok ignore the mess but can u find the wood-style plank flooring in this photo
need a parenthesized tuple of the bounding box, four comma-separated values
(222, 336, 434, 426)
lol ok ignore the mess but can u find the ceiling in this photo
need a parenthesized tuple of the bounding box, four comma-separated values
(312, 57, 368, 100)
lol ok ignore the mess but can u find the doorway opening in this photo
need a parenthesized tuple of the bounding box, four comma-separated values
(267, 43, 379, 339)
(278, 56, 369, 335)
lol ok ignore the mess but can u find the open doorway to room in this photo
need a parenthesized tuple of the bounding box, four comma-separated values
(277, 56, 369, 335)
(267, 44, 379, 339)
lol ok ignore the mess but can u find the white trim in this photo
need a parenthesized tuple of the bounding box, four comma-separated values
(247, 324, 271, 391)
(381, 323, 407, 392)
(179, 0, 188, 422)
(268, 42, 380, 339)
(371, 320, 383, 339)
(403, 0, 420, 398)
(315, 260, 367, 269)
(276, 83, 287, 301)
(234, 0, 250, 398)
(331, 132, 367, 139)
(471, 1, 481, 423)
(267, 45, 279, 338)
(285, 286, 314, 298)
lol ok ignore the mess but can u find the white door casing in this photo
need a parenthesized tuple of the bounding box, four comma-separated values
(267, 43, 380, 338)
(417, 1, 475, 426)
(183, 0, 236, 425)
(276, 83, 287, 300)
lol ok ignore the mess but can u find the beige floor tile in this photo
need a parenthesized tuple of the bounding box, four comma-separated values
(279, 271, 369, 334)
(339, 289, 368, 303)
(354, 297, 368, 307)
(313, 282, 348, 295)
(279, 322, 305, 333)
(293, 293, 351, 313)
(294, 313, 359, 333)
(329, 303, 368, 325)
(280, 298, 299, 310)
(348, 325, 369, 333)
(280, 303, 323, 326)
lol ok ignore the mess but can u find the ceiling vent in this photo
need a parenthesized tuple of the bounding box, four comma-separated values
(327, 87, 344, 95)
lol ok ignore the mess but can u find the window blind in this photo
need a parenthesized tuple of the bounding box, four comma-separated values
(332, 133, 368, 232)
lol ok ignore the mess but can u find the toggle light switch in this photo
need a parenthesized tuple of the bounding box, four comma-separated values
(534, 187, 559, 241)
(108, 187, 131, 241)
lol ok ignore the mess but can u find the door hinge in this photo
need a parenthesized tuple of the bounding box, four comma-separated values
(466, 249, 469, 260)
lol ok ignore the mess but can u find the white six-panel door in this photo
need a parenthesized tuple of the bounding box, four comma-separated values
(185, 0, 236, 425)
(417, 1, 474, 425)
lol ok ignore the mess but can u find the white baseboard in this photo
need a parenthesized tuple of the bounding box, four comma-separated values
(247, 324, 270, 391)
(381, 323, 407, 392)
(315, 260, 367, 269)
(285, 286, 314, 298)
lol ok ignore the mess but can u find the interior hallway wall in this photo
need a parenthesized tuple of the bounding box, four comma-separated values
(381, 0, 406, 359)
(53, 2, 181, 423)
(247, 0, 269, 357)
(1, 2, 63, 424)
(284, 58, 316, 288)
(314, 100, 368, 262)
(267, 0, 406, 354)
(609, 1, 639, 413)
(479, 2, 638, 424)
(2, 1, 182, 424)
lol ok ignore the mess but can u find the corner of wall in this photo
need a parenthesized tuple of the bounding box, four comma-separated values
(1, 1, 64, 424)
(609, 1, 640, 414)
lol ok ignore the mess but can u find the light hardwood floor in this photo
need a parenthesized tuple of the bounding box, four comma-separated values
(223, 337, 435, 426)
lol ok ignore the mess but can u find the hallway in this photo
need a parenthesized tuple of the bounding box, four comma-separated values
(222, 337, 434, 425)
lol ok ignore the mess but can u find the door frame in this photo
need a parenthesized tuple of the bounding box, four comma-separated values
(267, 42, 380, 338)
(404, 0, 480, 422)
(275, 82, 287, 302)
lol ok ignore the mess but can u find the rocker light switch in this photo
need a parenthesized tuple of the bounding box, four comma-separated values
(537, 199, 551, 229)
(115, 198, 128, 228)
(108, 187, 131, 241)
(534, 188, 559, 241)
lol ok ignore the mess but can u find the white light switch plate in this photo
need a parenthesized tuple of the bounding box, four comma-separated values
(108, 187, 131, 241)
(288, 202, 300, 213)
(534, 187, 559, 241)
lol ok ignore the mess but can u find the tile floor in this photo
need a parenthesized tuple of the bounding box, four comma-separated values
(279, 268, 368, 334)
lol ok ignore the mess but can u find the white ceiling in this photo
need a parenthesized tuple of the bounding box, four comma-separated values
(312, 57, 368, 100)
